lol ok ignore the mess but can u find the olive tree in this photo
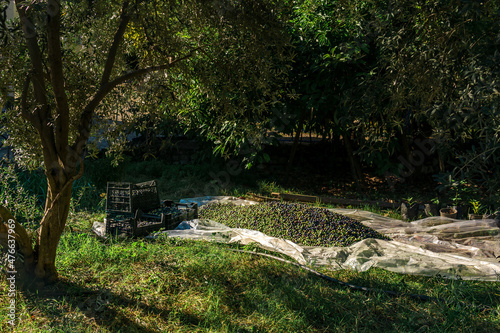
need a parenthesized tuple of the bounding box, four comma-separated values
(359, 0, 500, 195)
(282, 0, 499, 194)
(0, 0, 290, 284)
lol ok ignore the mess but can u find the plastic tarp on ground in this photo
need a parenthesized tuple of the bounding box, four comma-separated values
(93, 196, 500, 281)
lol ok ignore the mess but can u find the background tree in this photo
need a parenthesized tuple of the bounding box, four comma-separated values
(354, 0, 500, 200)
(278, 0, 499, 198)
(0, 0, 291, 284)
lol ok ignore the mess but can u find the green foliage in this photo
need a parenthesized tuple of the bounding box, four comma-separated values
(469, 199, 484, 215)
(403, 196, 416, 207)
(1, 0, 293, 169)
(276, 0, 499, 195)
(373, 0, 500, 193)
(101, 0, 292, 167)
(0, 157, 122, 225)
(0, 165, 41, 226)
(2, 0, 499, 210)
(434, 174, 474, 206)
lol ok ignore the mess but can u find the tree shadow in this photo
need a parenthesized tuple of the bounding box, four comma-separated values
(12, 250, 499, 332)
(19, 278, 201, 332)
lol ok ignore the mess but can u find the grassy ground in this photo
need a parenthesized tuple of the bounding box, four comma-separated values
(1, 159, 499, 332)
(1, 219, 499, 332)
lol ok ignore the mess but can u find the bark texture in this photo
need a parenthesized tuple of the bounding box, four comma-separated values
(33, 180, 73, 282)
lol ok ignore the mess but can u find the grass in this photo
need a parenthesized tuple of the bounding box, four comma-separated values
(1, 159, 500, 331)
(1, 220, 499, 332)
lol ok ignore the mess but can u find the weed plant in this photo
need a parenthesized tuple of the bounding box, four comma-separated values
(0, 158, 114, 227)
(0, 165, 42, 227)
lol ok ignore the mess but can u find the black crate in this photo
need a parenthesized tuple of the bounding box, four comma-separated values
(174, 202, 198, 221)
(134, 212, 167, 237)
(106, 180, 160, 214)
(140, 202, 198, 230)
(105, 212, 135, 236)
(132, 180, 160, 213)
(105, 210, 164, 237)
(105, 200, 198, 237)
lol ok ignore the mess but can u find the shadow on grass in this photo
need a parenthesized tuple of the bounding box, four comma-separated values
(19, 279, 205, 332)
(12, 243, 500, 332)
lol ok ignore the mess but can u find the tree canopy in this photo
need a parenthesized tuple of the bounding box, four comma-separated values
(274, 0, 499, 197)
(0, 0, 292, 284)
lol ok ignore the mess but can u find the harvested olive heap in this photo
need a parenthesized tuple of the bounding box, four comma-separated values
(199, 202, 390, 247)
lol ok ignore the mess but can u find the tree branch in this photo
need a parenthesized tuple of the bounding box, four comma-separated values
(20, 73, 39, 127)
(69, 0, 132, 154)
(73, 48, 201, 152)
(100, 0, 131, 86)
(15, 1, 49, 117)
(15, 0, 58, 164)
(107, 49, 200, 88)
(47, 0, 70, 163)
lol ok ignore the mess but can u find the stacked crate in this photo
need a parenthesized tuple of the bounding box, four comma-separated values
(105, 180, 197, 236)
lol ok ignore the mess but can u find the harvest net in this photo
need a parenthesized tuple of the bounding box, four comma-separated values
(93, 196, 500, 281)
(171, 197, 500, 281)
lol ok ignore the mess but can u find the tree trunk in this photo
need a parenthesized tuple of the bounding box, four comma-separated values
(0, 173, 76, 286)
(33, 180, 73, 283)
(343, 130, 364, 189)
(286, 108, 308, 175)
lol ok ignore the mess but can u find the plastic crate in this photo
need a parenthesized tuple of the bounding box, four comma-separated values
(105, 210, 165, 237)
(105, 198, 198, 237)
(138, 201, 198, 231)
(173, 202, 198, 222)
(134, 211, 167, 237)
(105, 212, 135, 236)
(132, 180, 160, 213)
(106, 180, 160, 214)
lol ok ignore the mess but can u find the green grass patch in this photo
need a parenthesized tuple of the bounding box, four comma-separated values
(2, 158, 499, 332)
(1, 220, 499, 332)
